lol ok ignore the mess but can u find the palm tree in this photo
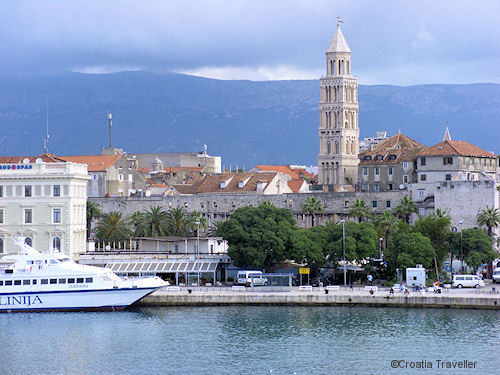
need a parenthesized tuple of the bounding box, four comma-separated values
(187, 210, 209, 235)
(477, 206, 500, 237)
(135, 206, 170, 237)
(166, 207, 190, 236)
(432, 208, 451, 219)
(128, 211, 145, 231)
(394, 196, 418, 224)
(86, 201, 101, 241)
(300, 196, 324, 227)
(95, 211, 133, 242)
(373, 211, 399, 249)
(348, 198, 372, 222)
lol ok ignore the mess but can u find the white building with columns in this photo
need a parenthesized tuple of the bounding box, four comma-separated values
(0, 155, 89, 260)
(318, 23, 359, 185)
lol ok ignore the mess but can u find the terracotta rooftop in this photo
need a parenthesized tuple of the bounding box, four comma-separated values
(255, 165, 315, 180)
(58, 154, 123, 171)
(418, 140, 495, 158)
(359, 133, 427, 165)
(287, 179, 307, 193)
(0, 153, 64, 164)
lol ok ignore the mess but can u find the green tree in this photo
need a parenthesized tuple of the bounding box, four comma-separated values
(373, 211, 400, 250)
(348, 198, 372, 222)
(386, 231, 436, 274)
(412, 214, 452, 267)
(216, 202, 298, 271)
(95, 211, 133, 242)
(134, 206, 170, 237)
(128, 211, 145, 231)
(476, 206, 500, 237)
(394, 196, 418, 224)
(86, 201, 101, 241)
(290, 226, 327, 268)
(449, 228, 494, 270)
(166, 207, 190, 236)
(186, 210, 209, 235)
(300, 196, 324, 227)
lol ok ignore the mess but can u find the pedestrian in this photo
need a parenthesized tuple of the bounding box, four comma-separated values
(367, 274, 373, 286)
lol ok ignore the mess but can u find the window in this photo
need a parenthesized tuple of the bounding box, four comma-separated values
(118, 174, 124, 181)
(0, 281, 3, 286)
(0, 185, 3, 197)
(53, 185, 60, 196)
(372, 201, 378, 208)
(389, 154, 397, 161)
(445, 174, 451, 181)
(387, 184, 393, 191)
(420, 157, 426, 166)
(68, 278, 75, 284)
(53, 209, 61, 224)
(364, 155, 372, 161)
(23, 280, 30, 285)
(403, 175, 409, 183)
(362, 167, 368, 176)
(77, 278, 84, 283)
(418, 189, 425, 198)
(93, 174, 99, 181)
(25, 185, 32, 197)
(375, 155, 383, 161)
(361, 183, 369, 191)
(14, 280, 21, 286)
(388, 167, 393, 175)
(85, 278, 93, 283)
(419, 208, 425, 216)
(53, 237, 61, 251)
(420, 174, 427, 182)
(59, 279, 66, 284)
(24, 237, 32, 247)
(32, 279, 37, 285)
(443, 157, 453, 165)
(386, 201, 391, 208)
(41, 279, 48, 285)
(403, 162, 408, 169)
(24, 209, 32, 224)
(0, 209, 3, 224)
(50, 279, 57, 284)
(375, 167, 380, 175)
(372, 184, 380, 192)
(0, 238, 3, 253)
(5, 280, 12, 286)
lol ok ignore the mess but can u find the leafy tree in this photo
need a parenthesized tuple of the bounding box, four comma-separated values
(216, 202, 298, 271)
(449, 228, 494, 270)
(166, 207, 190, 236)
(386, 231, 436, 274)
(128, 210, 144, 230)
(86, 201, 101, 241)
(476, 206, 500, 237)
(394, 196, 418, 224)
(432, 208, 450, 219)
(95, 211, 133, 242)
(373, 211, 400, 250)
(300, 196, 324, 227)
(186, 210, 209, 235)
(412, 214, 452, 267)
(290, 227, 326, 268)
(348, 198, 372, 222)
(134, 206, 170, 237)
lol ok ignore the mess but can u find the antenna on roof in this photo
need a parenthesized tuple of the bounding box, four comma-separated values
(44, 96, 50, 154)
(107, 113, 113, 148)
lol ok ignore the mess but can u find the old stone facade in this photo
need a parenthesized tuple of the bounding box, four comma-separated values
(318, 23, 359, 185)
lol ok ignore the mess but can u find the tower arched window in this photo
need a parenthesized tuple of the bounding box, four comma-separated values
(351, 142, 355, 154)
(347, 61, 350, 75)
(327, 141, 331, 154)
(338, 60, 341, 75)
(53, 237, 61, 251)
(0, 238, 3, 253)
(335, 142, 339, 154)
(24, 237, 32, 247)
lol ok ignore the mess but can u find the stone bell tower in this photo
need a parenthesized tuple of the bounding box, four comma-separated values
(318, 21, 359, 185)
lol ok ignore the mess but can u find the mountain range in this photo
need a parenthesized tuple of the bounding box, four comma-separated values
(0, 72, 499, 168)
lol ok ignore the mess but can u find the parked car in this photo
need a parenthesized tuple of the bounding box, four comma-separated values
(452, 275, 485, 289)
(237, 271, 267, 287)
(492, 268, 500, 283)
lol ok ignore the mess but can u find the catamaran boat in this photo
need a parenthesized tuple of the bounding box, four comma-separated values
(0, 238, 167, 312)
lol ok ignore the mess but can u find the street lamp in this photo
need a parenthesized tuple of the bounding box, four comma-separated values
(459, 220, 464, 272)
(195, 221, 200, 256)
(379, 237, 384, 260)
(340, 219, 346, 286)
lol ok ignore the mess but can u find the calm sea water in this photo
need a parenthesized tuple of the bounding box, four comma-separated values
(0, 306, 498, 375)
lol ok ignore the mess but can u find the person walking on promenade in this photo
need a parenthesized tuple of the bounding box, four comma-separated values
(367, 274, 373, 286)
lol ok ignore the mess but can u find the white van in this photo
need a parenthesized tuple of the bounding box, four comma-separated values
(237, 271, 267, 286)
(493, 268, 500, 283)
(452, 275, 485, 288)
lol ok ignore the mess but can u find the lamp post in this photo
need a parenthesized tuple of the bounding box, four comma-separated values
(459, 220, 464, 272)
(195, 221, 200, 256)
(379, 237, 384, 260)
(340, 219, 346, 286)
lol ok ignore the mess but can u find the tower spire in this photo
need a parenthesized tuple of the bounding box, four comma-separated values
(443, 124, 451, 141)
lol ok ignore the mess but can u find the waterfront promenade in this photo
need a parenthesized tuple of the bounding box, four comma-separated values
(141, 285, 500, 310)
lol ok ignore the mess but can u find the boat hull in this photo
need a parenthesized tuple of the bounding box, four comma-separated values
(0, 287, 160, 313)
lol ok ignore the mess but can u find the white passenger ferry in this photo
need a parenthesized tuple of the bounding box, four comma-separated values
(0, 238, 167, 312)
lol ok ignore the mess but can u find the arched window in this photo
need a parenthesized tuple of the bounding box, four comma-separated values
(351, 142, 355, 154)
(335, 142, 339, 154)
(24, 237, 32, 247)
(327, 141, 331, 154)
(53, 237, 61, 251)
(0, 238, 3, 253)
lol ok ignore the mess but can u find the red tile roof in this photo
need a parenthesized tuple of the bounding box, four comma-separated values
(255, 165, 316, 180)
(0, 153, 64, 164)
(58, 154, 122, 171)
(287, 179, 307, 192)
(418, 140, 495, 158)
(359, 133, 427, 165)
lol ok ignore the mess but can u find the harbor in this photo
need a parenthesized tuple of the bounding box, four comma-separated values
(141, 285, 500, 310)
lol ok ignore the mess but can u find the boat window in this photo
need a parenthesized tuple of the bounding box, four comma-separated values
(0, 281, 3, 286)
(58, 258, 70, 262)
(68, 278, 75, 284)
(85, 277, 93, 283)
(32, 280, 37, 285)
(5, 280, 12, 286)
(27, 260, 34, 265)
(41, 279, 48, 284)
(77, 278, 84, 283)
(50, 279, 57, 284)
(50, 260, 58, 264)
(23, 280, 30, 285)
(58, 279, 66, 284)
(14, 280, 21, 285)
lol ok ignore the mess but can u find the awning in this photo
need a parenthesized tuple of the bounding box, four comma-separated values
(106, 261, 219, 273)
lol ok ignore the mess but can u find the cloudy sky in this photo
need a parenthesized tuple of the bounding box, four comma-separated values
(1, 0, 499, 85)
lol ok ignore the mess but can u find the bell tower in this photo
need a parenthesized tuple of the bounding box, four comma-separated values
(318, 21, 359, 185)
